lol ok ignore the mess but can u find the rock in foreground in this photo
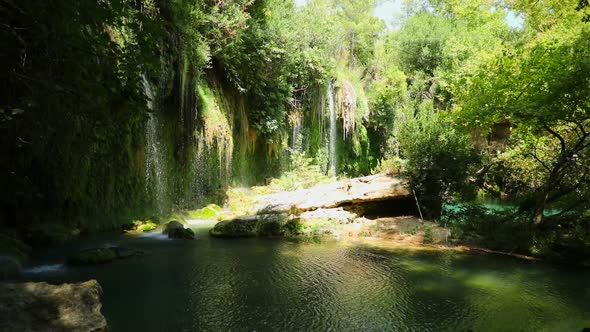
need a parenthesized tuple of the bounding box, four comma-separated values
(0, 280, 107, 332)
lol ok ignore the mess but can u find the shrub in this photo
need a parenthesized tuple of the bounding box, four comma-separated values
(400, 110, 480, 218)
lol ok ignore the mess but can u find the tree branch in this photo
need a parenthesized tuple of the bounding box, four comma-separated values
(543, 124, 566, 153)
(527, 152, 551, 173)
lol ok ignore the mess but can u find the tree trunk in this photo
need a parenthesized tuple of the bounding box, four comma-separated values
(533, 191, 549, 227)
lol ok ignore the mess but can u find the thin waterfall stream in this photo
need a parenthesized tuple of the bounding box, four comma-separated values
(328, 80, 337, 176)
(141, 74, 166, 215)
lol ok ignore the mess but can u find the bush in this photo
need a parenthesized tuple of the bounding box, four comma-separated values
(400, 110, 479, 218)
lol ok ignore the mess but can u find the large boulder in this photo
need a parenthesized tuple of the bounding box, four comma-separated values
(167, 227, 195, 240)
(210, 214, 288, 238)
(163, 221, 194, 240)
(210, 216, 259, 238)
(0, 280, 107, 332)
(162, 220, 184, 234)
(254, 173, 411, 213)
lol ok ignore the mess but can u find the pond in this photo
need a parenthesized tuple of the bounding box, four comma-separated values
(22, 221, 590, 332)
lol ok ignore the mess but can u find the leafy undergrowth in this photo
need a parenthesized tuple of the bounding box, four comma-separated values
(253, 150, 336, 195)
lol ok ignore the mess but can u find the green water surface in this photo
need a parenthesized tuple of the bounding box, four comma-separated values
(23, 221, 590, 332)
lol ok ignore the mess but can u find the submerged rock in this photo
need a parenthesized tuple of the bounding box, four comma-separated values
(163, 221, 194, 240)
(67, 248, 117, 266)
(67, 246, 143, 266)
(0, 280, 107, 332)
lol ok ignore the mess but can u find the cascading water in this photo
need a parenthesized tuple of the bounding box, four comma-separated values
(328, 80, 337, 176)
(290, 108, 302, 150)
(291, 120, 301, 150)
(142, 74, 166, 214)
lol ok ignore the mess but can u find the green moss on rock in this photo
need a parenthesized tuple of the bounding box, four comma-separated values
(135, 221, 157, 233)
(210, 214, 289, 238)
(188, 204, 222, 220)
(210, 217, 259, 238)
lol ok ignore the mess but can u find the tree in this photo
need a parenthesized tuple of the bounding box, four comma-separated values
(400, 109, 479, 218)
(456, 0, 590, 226)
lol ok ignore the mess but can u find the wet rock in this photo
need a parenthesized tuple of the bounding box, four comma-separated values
(0, 256, 22, 281)
(163, 221, 194, 239)
(210, 216, 259, 238)
(163, 220, 184, 234)
(210, 214, 288, 238)
(67, 248, 117, 266)
(67, 246, 143, 266)
(0, 280, 107, 332)
(167, 227, 195, 240)
(112, 246, 144, 259)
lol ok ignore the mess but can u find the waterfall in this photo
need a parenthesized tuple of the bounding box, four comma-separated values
(290, 108, 302, 150)
(291, 121, 301, 150)
(328, 80, 337, 176)
(142, 74, 166, 214)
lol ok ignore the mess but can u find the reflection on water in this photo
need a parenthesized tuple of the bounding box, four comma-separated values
(23, 224, 590, 332)
(23, 264, 65, 274)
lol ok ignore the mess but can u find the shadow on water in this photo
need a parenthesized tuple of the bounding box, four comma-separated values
(20, 224, 590, 332)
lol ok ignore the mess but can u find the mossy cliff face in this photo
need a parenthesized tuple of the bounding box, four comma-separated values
(0, 1, 380, 237)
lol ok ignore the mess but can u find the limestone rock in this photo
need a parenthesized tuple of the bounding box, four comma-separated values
(0, 280, 107, 332)
(298, 208, 357, 224)
(254, 173, 411, 213)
